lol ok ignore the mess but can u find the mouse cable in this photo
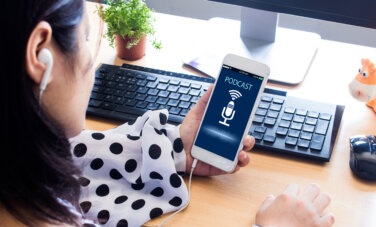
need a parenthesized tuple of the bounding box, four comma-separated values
(159, 158, 198, 227)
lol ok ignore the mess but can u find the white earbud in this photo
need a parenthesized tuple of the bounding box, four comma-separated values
(37, 48, 53, 105)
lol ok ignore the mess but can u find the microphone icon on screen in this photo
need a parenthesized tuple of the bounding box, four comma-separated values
(219, 90, 242, 127)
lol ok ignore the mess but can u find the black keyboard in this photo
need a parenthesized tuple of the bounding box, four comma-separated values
(87, 63, 344, 161)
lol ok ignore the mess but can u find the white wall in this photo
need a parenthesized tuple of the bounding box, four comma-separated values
(145, 0, 376, 48)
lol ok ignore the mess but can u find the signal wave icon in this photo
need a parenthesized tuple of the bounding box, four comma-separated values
(229, 90, 242, 100)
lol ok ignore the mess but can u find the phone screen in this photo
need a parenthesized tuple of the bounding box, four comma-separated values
(194, 64, 264, 161)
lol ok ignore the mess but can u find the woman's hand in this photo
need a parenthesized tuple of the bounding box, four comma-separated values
(180, 85, 254, 176)
(255, 184, 335, 227)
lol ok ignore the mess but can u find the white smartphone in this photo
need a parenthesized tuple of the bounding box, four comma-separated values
(191, 54, 270, 172)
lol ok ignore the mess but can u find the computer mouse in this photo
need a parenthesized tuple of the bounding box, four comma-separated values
(349, 135, 376, 180)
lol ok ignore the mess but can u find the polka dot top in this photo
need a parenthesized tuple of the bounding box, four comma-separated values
(70, 110, 188, 226)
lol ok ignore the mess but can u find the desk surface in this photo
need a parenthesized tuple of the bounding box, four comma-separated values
(86, 2, 376, 226)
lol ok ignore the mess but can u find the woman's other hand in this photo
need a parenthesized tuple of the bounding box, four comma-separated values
(255, 184, 335, 227)
(180, 85, 254, 176)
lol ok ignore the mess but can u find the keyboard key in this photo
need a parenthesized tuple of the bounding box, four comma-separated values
(279, 120, 290, 128)
(169, 92, 180, 100)
(169, 80, 180, 85)
(180, 81, 191, 87)
(256, 109, 267, 116)
(157, 97, 168, 105)
(103, 88, 115, 95)
(114, 97, 125, 105)
(319, 113, 332, 121)
(158, 104, 169, 110)
(104, 81, 116, 88)
(167, 85, 179, 92)
(300, 132, 313, 140)
(136, 80, 147, 86)
(167, 99, 179, 106)
(296, 108, 307, 116)
(136, 74, 147, 79)
(191, 83, 201, 89)
(91, 92, 104, 100)
(253, 116, 264, 124)
(254, 126, 267, 133)
(136, 101, 148, 108)
(180, 94, 192, 101)
(135, 94, 146, 101)
(285, 137, 297, 146)
(124, 99, 136, 106)
(288, 129, 300, 138)
(157, 83, 168, 90)
(146, 75, 157, 81)
(264, 135, 276, 143)
(298, 139, 310, 148)
(315, 119, 329, 135)
(178, 87, 189, 94)
(180, 109, 189, 116)
(189, 89, 201, 96)
(137, 87, 148, 94)
(312, 134, 325, 143)
(158, 90, 169, 97)
(293, 115, 305, 123)
(147, 89, 158, 96)
(146, 96, 157, 103)
(179, 101, 191, 109)
(310, 134, 325, 151)
(303, 124, 315, 132)
(189, 103, 195, 109)
(117, 83, 126, 90)
(147, 103, 159, 110)
(191, 96, 200, 103)
(267, 110, 279, 118)
(264, 117, 276, 126)
(102, 102, 116, 111)
(146, 82, 158, 88)
(281, 113, 293, 121)
(270, 104, 282, 111)
(89, 99, 102, 107)
(305, 117, 318, 125)
(170, 107, 181, 115)
(276, 127, 288, 136)
(273, 98, 284, 104)
(284, 107, 295, 114)
(291, 122, 303, 130)
(103, 95, 113, 102)
(253, 132, 264, 140)
(158, 78, 169, 83)
(261, 95, 272, 102)
(259, 102, 270, 109)
(115, 106, 145, 116)
(307, 111, 319, 118)
(126, 84, 138, 91)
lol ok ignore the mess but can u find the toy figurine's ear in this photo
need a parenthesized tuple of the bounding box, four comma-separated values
(361, 59, 366, 66)
(369, 63, 376, 74)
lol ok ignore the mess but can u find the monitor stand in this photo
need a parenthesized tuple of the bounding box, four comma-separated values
(208, 7, 321, 86)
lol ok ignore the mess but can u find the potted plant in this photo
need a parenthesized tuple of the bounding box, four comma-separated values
(98, 0, 161, 60)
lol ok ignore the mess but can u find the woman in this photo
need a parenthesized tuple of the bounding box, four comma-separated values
(1, 0, 335, 226)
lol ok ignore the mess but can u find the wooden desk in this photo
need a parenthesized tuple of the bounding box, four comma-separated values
(86, 2, 376, 226)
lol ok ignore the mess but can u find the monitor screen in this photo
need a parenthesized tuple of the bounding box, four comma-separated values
(211, 0, 376, 29)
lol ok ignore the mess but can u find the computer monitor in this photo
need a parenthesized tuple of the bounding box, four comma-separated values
(209, 0, 376, 85)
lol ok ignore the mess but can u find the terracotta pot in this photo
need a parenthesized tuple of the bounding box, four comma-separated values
(115, 34, 146, 61)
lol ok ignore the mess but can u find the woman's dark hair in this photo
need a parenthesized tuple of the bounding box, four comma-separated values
(1, 0, 85, 226)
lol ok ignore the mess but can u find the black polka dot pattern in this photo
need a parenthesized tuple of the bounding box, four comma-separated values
(150, 187, 164, 197)
(90, 158, 104, 170)
(109, 169, 123, 180)
(135, 176, 142, 184)
(169, 196, 182, 207)
(78, 177, 90, 187)
(73, 143, 87, 157)
(170, 173, 182, 188)
(149, 171, 163, 180)
(149, 144, 161, 159)
(96, 184, 110, 197)
(131, 199, 145, 210)
(97, 210, 110, 224)
(159, 113, 167, 125)
(114, 195, 128, 204)
(173, 138, 184, 153)
(110, 143, 123, 154)
(150, 207, 163, 219)
(116, 219, 128, 227)
(127, 119, 136, 125)
(154, 128, 163, 135)
(80, 201, 91, 214)
(91, 132, 105, 140)
(124, 159, 137, 173)
(160, 129, 167, 136)
(131, 183, 145, 190)
(127, 134, 140, 140)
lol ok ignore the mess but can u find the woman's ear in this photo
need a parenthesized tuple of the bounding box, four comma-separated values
(25, 21, 54, 86)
